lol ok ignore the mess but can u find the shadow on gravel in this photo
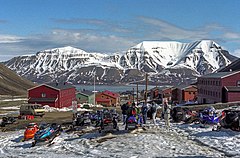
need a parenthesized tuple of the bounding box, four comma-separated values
(12, 143, 32, 148)
(11, 135, 24, 143)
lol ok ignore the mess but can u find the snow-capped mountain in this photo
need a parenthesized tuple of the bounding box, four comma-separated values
(120, 40, 233, 74)
(3, 40, 236, 86)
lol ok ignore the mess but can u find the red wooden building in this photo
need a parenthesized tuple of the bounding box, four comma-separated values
(95, 90, 120, 106)
(28, 83, 76, 108)
(197, 71, 240, 104)
(161, 87, 178, 103)
(177, 85, 198, 103)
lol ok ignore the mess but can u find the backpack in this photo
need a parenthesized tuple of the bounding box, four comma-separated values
(132, 108, 137, 116)
(142, 105, 148, 114)
(151, 104, 157, 113)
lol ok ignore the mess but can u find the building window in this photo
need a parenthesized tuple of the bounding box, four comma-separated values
(41, 93, 46, 98)
(189, 92, 191, 95)
(237, 81, 240, 87)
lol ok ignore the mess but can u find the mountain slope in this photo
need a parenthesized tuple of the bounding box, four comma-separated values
(0, 63, 35, 95)
(3, 40, 236, 86)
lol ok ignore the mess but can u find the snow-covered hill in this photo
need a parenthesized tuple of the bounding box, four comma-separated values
(3, 40, 236, 85)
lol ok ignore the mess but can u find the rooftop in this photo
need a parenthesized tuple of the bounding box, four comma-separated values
(200, 71, 240, 79)
(47, 82, 75, 90)
(224, 86, 240, 92)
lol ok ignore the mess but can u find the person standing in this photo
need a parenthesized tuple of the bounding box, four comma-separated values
(121, 103, 129, 125)
(163, 101, 171, 129)
(141, 103, 148, 124)
(151, 102, 157, 125)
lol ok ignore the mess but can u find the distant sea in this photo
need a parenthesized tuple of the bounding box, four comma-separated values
(75, 84, 156, 92)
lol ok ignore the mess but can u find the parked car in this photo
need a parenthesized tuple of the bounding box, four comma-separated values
(20, 104, 45, 117)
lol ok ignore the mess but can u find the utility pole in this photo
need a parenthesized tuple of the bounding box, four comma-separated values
(93, 72, 97, 106)
(132, 87, 134, 104)
(145, 73, 148, 105)
(136, 82, 139, 106)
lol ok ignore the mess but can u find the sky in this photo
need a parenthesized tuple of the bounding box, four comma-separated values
(0, 0, 240, 61)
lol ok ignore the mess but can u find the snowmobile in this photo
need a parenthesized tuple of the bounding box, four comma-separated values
(23, 123, 39, 141)
(195, 107, 221, 130)
(171, 107, 186, 123)
(98, 110, 119, 133)
(219, 108, 240, 131)
(0, 116, 16, 127)
(110, 109, 121, 122)
(32, 123, 61, 147)
(89, 112, 99, 124)
(125, 114, 143, 130)
(73, 111, 91, 127)
(171, 107, 198, 123)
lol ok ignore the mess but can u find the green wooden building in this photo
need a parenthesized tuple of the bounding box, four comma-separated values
(76, 89, 95, 104)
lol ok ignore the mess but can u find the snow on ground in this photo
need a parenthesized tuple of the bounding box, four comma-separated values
(174, 123, 240, 157)
(0, 106, 20, 110)
(0, 98, 27, 102)
(43, 104, 103, 113)
(1, 118, 239, 158)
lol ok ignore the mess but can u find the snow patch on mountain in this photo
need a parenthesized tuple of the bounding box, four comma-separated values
(3, 40, 235, 85)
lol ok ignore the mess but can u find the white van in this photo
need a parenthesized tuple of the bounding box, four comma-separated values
(20, 104, 45, 117)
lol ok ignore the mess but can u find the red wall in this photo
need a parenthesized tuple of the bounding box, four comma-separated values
(198, 72, 240, 104)
(227, 92, 240, 102)
(183, 91, 197, 102)
(222, 73, 240, 86)
(198, 78, 222, 103)
(28, 85, 59, 107)
(28, 85, 76, 108)
(28, 85, 59, 98)
(59, 88, 76, 108)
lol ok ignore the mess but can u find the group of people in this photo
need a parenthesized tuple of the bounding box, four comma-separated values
(121, 100, 171, 128)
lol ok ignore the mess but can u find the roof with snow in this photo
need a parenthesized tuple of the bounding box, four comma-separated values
(28, 83, 75, 91)
(224, 86, 240, 92)
(200, 71, 240, 79)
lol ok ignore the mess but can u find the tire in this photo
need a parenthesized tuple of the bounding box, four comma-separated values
(125, 124, 128, 130)
(32, 142, 36, 147)
(193, 119, 201, 124)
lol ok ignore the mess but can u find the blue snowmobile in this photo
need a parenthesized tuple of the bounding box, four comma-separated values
(32, 123, 61, 147)
(196, 107, 221, 130)
(125, 114, 143, 130)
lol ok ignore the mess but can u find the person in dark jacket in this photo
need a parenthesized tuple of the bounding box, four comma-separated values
(121, 103, 129, 125)
(141, 103, 148, 124)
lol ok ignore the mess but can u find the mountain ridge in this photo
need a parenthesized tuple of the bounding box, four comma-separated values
(0, 63, 35, 95)
(3, 40, 237, 86)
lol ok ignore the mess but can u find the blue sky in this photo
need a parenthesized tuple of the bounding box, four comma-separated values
(0, 0, 240, 61)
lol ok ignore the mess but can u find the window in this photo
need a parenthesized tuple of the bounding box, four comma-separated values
(189, 92, 191, 95)
(41, 93, 46, 98)
(237, 81, 240, 87)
